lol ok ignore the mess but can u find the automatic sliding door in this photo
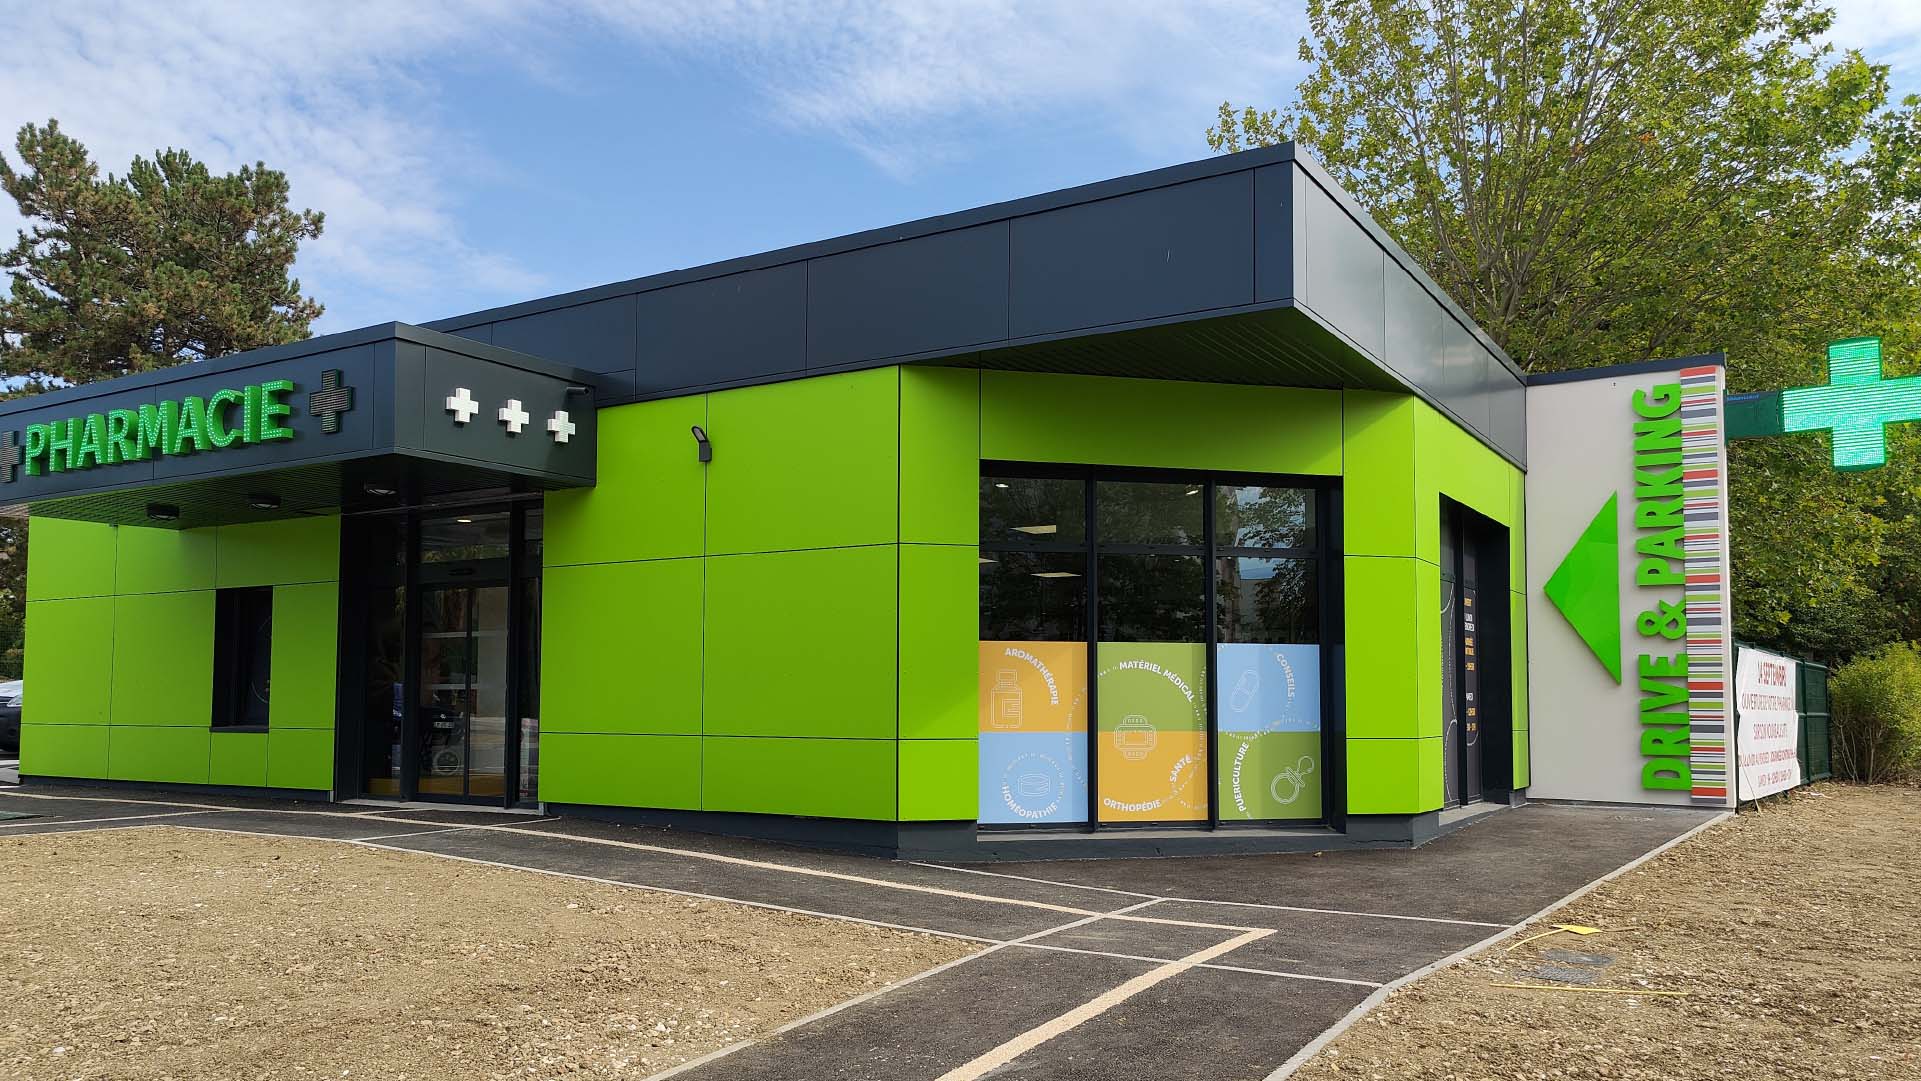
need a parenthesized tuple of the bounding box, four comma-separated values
(416, 584, 511, 800)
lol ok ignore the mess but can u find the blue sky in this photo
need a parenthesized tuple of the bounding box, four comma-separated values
(4, 1, 1920, 335)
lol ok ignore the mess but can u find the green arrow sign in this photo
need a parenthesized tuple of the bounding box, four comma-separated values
(1543, 492, 1623, 683)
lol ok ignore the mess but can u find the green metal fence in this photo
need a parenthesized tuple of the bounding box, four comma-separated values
(1798, 659, 1833, 782)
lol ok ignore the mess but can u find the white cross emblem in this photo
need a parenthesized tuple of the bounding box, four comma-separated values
(498, 398, 531, 435)
(445, 387, 480, 424)
(546, 410, 577, 444)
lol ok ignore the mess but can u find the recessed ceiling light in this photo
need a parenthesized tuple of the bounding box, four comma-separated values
(1011, 524, 1058, 535)
(363, 483, 398, 497)
(145, 502, 180, 522)
(1185, 488, 1201, 496)
(456, 517, 473, 524)
(246, 493, 281, 510)
(1030, 571, 1080, 579)
(979, 557, 998, 564)
(993, 482, 1011, 489)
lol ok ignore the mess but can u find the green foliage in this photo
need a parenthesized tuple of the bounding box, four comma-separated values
(1210, 0, 1921, 660)
(1829, 641, 1921, 782)
(0, 119, 325, 389)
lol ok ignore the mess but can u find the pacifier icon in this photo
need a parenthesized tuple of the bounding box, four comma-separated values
(1270, 755, 1316, 806)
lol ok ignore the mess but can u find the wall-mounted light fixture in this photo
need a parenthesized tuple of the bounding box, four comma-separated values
(565, 384, 592, 397)
(691, 425, 713, 463)
(146, 502, 180, 522)
(246, 493, 282, 511)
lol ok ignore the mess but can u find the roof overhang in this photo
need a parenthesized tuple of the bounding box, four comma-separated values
(0, 324, 597, 528)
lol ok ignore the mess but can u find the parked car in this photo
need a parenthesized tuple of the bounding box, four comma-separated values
(0, 680, 20, 754)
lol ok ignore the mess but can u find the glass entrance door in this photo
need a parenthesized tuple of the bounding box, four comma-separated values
(416, 583, 511, 800)
(344, 504, 542, 807)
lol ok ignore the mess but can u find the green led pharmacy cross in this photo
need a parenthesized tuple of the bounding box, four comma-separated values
(1780, 337, 1921, 471)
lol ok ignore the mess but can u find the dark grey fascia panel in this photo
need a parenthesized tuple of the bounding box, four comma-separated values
(419, 143, 1524, 466)
(0, 324, 597, 527)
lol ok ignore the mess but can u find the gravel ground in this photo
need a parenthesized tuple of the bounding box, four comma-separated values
(0, 826, 974, 1081)
(1295, 784, 1921, 1081)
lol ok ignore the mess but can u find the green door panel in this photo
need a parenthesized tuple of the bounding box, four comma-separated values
(19, 724, 109, 777)
(701, 736, 896, 820)
(269, 583, 340, 729)
(543, 558, 703, 735)
(23, 597, 115, 724)
(108, 726, 211, 785)
(541, 733, 701, 810)
(209, 731, 270, 787)
(705, 368, 900, 555)
(704, 545, 898, 739)
(26, 518, 117, 600)
(110, 592, 215, 727)
(545, 397, 708, 566)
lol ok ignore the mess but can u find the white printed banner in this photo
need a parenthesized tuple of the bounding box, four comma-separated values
(1735, 648, 1802, 800)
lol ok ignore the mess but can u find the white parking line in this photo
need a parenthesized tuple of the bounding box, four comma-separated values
(932, 926, 1278, 1081)
(0, 808, 218, 829)
(352, 825, 480, 842)
(913, 861, 1507, 928)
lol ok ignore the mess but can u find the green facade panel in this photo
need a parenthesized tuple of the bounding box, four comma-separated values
(702, 736, 895, 820)
(19, 724, 108, 777)
(25, 517, 117, 600)
(216, 518, 339, 587)
(542, 733, 702, 810)
(703, 545, 898, 739)
(1341, 391, 1420, 558)
(898, 739, 976, 821)
(23, 597, 114, 725)
(705, 367, 900, 555)
(266, 728, 334, 791)
(1342, 557, 1421, 739)
(109, 592, 215, 727)
(545, 396, 707, 566)
(982, 372, 1343, 475)
(900, 366, 981, 546)
(542, 558, 703, 735)
(209, 731, 270, 787)
(108, 725, 211, 785)
(899, 543, 976, 740)
(268, 583, 339, 729)
(1513, 726, 1532, 789)
(114, 526, 217, 595)
(1346, 736, 1443, 815)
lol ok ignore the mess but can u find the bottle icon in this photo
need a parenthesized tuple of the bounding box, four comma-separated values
(990, 669, 1023, 730)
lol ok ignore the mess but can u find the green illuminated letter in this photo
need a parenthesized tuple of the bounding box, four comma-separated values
(135, 401, 176, 460)
(22, 424, 49, 476)
(207, 388, 245, 448)
(45, 417, 76, 472)
(73, 413, 105, 469)
(103, 409, 139, 465)
(258, 379, 294, 441)
(172, 396, 208, 454)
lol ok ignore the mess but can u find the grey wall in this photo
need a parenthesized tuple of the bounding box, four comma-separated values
(420, 146, 1527, 465)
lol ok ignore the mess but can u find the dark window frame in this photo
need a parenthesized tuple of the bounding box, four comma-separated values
(212, 585, 275, 731)
(979, 462, 1344, 832)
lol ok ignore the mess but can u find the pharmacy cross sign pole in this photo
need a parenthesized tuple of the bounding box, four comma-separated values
(1727, 336, 1921, 470)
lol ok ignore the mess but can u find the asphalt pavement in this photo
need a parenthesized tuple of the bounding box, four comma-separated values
(0, 782, 1721, 1081)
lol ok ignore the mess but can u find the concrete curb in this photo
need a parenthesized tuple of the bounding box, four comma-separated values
(1260, 809, 1735, 1081)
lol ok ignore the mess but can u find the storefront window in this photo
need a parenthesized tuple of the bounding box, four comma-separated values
(978, 476, 1090, 825)
(979, 471, 1330, 829)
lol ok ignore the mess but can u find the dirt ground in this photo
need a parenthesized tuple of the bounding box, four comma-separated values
(1296, 784, 1921, 1081)
(0, 826, 974, 1081)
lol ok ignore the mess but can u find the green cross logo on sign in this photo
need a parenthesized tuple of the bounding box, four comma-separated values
(1780, 337, 1921, 471)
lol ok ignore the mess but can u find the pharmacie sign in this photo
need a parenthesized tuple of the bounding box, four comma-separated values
(5, 370, 353, 482)
(1530, 361, 1733, 807)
